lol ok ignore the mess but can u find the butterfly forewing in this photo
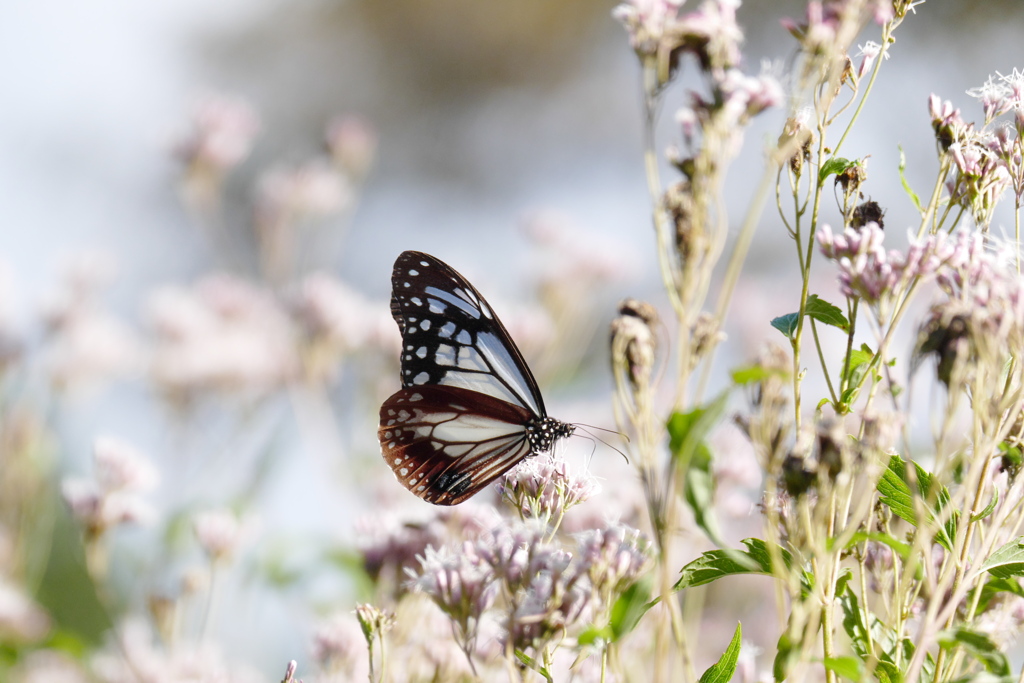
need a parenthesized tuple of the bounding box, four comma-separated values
(379, 385, 534, 505)
(390, 251, 545, 415)
(379, 251, 574, 504)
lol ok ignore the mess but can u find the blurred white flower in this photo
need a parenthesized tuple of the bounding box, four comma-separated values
(147, 274, 297, 397)
(0, 577, 50, 642)
(61, 436, 159, 536)
(92, 436, 159, 494)
(325, 115, 378, 179)
(311, 612, 366, 673)
(41, 252, 141, 393)
(192, 508, 245, 562)
(10, 649, 88, 683)
(92, 617, 263, 683)
(290, 273, 377, 352)
(173, 93, 260, 174)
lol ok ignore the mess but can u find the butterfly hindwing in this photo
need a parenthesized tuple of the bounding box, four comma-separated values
(379, 385, 534, 505)
(390, 251, 544, 416)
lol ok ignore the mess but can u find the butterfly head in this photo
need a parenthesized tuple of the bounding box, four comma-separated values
(526, 417, 575, 455)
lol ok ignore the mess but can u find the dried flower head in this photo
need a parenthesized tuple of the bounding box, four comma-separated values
(851, 200, 885, 230)
(610, 299, 659, 392)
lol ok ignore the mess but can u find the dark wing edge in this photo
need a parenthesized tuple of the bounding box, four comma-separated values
(378, 385, 534, 505)
(390, 250, 548, 416)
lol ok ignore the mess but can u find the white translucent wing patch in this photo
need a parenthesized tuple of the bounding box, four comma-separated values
(391, 252, 545, 416)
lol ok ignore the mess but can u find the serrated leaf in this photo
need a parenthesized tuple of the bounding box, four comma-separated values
(675, 539, 790, 591)
(877, 454, 957, 552)
(980, 537, 1024, 578)
(820, 156, 855, 184)
(824, 656, 864, 681)
(937, 628, 1010, 676)
(898, 145, 923, 214)
(771, 312, 799, 340)
(699, 623, 742, 683)
(806, 294, 850, 331)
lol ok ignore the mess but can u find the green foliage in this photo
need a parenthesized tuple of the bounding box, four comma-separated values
(698, 622, 742, 683)
(667, 394, 729, 547)
(675, 539, 791, 591)
(819, 156, 857, 184)
(937, 629, 1010, 677)
(877, 454, 958, 552)
(578, 578, 655, 645)
(980, 537, 1024, 578)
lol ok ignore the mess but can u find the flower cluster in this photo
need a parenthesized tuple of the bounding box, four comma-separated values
(61, 436, 159, 541)
(496, 454, 600, 524)
(147, 275, 297, 399)
(173, 93, 260, 176)
(816, 223, 958, 310)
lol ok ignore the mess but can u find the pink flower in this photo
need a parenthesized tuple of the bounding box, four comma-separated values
(612, 0, 686, 58)
(325, 115, 378, 179)
(173, 93, 260, 173)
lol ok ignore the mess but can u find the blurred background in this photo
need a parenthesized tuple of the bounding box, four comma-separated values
(3, 0, 1024, 677)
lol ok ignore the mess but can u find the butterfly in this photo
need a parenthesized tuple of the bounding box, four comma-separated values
(378, 251, 574, 505)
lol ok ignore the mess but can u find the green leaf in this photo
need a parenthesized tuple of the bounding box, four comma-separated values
(824, 656, 864, 681)
(514, 650, 554, 683)
(971, 487, 999, 523)
(667, 394, 729, 547)
(937, 628, 1010, 676)
(844, 531, 912, 560)
(980, 537, 1024, 578)
(773, 631, 796, 683)
(838, 571, 870, 659)
(806, 294, 850, 331)
(820, 156, 855, 184)
(771, 313, 799, 340)
(877, 454, 957, 552)
(698, 622, 742, 683)
(576, 624, 613, 646)
(675, 539, 790, 591)
(843, 343, 874, 387)
(976, 577, 1024, 613)
(731, 364, 788, 386)
(898, 145, 923, 214)
(609, 578, 654, 640)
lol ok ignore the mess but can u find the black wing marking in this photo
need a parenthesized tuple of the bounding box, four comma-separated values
(390, 251, 546, 417)
(379, 386, 534, 505)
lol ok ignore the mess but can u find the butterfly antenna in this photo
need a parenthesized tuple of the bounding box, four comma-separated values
(572, 423, 630, 464)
